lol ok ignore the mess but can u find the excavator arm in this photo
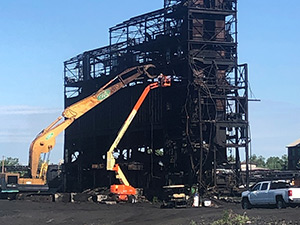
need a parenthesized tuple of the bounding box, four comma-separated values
(26, 64, 155, 182)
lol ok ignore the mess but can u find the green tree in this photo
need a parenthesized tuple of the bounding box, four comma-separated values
(250, 154, 266, 168)
(3, 157, 20, 166)
(265, 156, 283, 170)
(248, 154, 288, 170)
(281, 154, 288, 170)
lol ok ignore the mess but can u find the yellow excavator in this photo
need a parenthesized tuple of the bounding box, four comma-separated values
(0, 65, 155, 195)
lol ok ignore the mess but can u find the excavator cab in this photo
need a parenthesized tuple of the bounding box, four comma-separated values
(0, 173, 19, 196)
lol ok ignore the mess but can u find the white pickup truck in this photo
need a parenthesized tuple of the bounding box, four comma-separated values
(241, 180, 300, 209)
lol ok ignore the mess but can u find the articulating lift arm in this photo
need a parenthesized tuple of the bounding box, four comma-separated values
(26, 65, 155, 184)
(106, 74, 171, 192)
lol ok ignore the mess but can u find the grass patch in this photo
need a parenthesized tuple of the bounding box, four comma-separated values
(212, 209, 250, 225)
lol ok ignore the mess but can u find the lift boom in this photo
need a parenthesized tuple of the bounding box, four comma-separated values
(106, 74, 171, 201)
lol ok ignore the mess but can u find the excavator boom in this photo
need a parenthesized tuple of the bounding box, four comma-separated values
(27, 64, 155, 182)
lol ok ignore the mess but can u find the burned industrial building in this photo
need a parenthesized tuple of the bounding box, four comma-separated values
(63, 0, 249, 196)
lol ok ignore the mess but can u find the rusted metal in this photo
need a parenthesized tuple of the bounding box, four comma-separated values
(63, 0, 249, 197)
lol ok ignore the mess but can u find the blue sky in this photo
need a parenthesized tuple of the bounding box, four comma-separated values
(0, 1, 299, 164)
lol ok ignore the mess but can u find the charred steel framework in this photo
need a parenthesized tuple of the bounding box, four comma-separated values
(63, 0, 249, 194)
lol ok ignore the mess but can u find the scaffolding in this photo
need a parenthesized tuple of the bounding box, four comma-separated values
(63, 0, 249, 194)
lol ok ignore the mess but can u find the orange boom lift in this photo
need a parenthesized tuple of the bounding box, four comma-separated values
(106, 74, 171, 202)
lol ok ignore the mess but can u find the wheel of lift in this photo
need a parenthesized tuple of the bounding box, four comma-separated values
(127, 195, 136, 204)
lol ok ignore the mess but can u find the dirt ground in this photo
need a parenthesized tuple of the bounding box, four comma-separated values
(0, 199, 300, 225)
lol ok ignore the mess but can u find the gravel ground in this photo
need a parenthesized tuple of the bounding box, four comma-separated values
(0, 199, 300, 225)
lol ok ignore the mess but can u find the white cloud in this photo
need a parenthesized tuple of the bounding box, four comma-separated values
(0, 105, 64, 163)
(0, 105, 61, 115)
(0, 131, 31, 143)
